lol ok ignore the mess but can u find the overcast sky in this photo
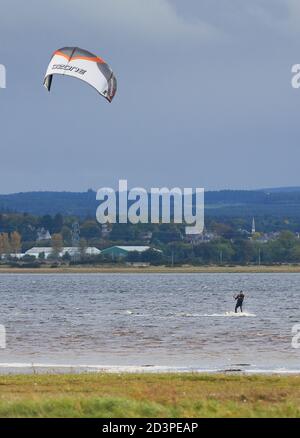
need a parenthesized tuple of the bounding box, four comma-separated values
(1, 0, 300, 193)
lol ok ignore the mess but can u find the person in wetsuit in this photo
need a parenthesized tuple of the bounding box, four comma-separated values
(234, 291, 245, 313)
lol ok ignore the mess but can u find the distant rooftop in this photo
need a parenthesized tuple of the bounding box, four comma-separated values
(110, 246, 150, 252)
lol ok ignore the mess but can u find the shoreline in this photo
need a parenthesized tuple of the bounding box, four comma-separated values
(1, 264, 300, 274)
(0, 363, 299, 375)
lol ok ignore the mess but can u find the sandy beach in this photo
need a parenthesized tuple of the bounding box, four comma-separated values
(1, 264, 300, 274)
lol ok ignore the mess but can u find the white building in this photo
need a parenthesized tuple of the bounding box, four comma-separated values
(1, 253, 25, 260)
(36, 228, 51, 242)
(25, 247, 101, 259)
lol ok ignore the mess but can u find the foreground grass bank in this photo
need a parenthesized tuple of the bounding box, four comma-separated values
(1, 264, 300, 274)
(0, 373, 299, 417)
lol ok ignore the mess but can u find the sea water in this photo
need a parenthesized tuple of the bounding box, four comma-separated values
(0, 273, 299, 373)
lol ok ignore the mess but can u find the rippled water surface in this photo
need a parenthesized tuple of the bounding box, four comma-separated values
(0, 273, 299, 371)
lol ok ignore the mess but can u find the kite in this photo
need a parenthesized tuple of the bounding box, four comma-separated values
(43, 47, 117, 102)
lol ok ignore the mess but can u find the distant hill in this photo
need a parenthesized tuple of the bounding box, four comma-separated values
(0, 191, 98, 217)
(259, 186, 300, 193)
(1, 188, 300, 218)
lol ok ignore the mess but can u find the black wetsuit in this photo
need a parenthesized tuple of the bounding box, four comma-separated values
(235, 293, 244, 313)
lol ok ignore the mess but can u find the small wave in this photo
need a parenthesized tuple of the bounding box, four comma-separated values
(124, 310, 150, 317)
(175, 312, 202, 318)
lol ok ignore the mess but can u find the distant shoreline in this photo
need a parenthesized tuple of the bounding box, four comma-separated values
(1, 264, 300, 274)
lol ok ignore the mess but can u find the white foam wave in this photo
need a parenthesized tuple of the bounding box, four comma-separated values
(207, 311, 256, 317)
(175, 311, 256, 318)
(0, 363, 298, 375)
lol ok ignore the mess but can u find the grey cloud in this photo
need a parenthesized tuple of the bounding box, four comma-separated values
(0, 0, 221, 44)
(0, 1, 299, 193)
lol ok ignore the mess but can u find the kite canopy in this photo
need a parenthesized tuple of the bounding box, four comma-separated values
(43, 47, 117, 103)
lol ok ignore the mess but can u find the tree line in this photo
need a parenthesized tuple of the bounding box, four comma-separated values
(1, 212, 300, 265)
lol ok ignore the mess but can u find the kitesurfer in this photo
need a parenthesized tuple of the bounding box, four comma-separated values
(234, 291, 245, 313)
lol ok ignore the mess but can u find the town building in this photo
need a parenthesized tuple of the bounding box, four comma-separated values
(36, 228, 51, 242)
(101, 224, 111, 239)
(138, 231, 153, 243)
(251, 217, 256, 235)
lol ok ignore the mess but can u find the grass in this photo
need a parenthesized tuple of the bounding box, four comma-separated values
(0, 373, 299, 417)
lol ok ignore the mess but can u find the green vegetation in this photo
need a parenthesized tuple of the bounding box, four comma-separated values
(0, 373, 299, 418)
